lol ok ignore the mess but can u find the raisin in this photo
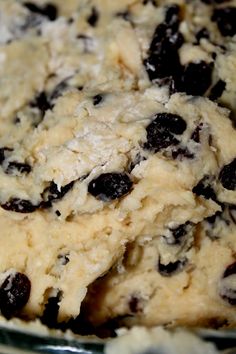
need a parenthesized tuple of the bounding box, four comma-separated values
(23, 2, 57, 21)
(219, 158, 236, 190)
(41, 291, 62, 328)
(192, 176, 217, 201)
(144, 20, 184, 81)
(87, 7, 99, 27)
(0, 147, 12, 165)
(170, 223, 190, 244)
(165, 4, 181, 30)
(88, 173, 132, 201)
(41, 181, 74, 208)
(171, 147, 194, 160)
(196, 28, 210, 43)
(209, 80, 226, 101)
(191, 123, 203, 143)
(30, 92, 52, 116)
(1, 198, 38, 213)
(5, 162, 31, 175)
(128, 295, 142, 313)
(174, 61, 213, 96)
(220, 262, 236, 305)
(0, 272, 31, 319)
(144, 113, 186, 152)
(158, 258, 187, 276)
(93, 94, 103, 106)
(212, 8, 236, 37)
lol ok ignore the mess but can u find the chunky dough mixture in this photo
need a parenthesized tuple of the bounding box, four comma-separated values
(0, 0, 236, 334)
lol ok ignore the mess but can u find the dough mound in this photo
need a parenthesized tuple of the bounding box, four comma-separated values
(0, 0, 236, 333)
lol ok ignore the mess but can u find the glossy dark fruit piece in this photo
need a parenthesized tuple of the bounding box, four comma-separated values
(158, 258, 186, 276)
(191, 123, 203, 143)
(41, 291, 62, 328)
(0, 272, 31, 319)
(220, 262, 236, 305)
(0, 147, 12, 164)
(169, 222, 190, 244)
(144, 113, 186, 152)
(223, 262, 236, 278)
(93, 94, 103, 106)
(171, 147, 194, 160)
(192, 176, 217, 201)
(144, 17, 184, 81)
(87, 7, 99, 27)
(23, 2, 58, 21)
(1, 198, 38, 213)
(165, 4, 181, 30)
(5, 162, 31, 175)
(176, 61, 213, 96)
(30, 92, 52, 116)
(209, 80, 226, 101)
(88, 173, 132, 201)
(212, 8, 236, 37)
(41, 181, 74, 208)
(219, 158, 236, 190)
(196, 27, 210, 43)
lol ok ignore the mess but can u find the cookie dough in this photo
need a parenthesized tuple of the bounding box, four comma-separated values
(0, 0, 236, 334)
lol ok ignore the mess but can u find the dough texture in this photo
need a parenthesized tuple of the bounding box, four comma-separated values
(0, 0, 236, 333)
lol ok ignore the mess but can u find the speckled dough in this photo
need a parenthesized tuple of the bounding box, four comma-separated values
(0, 0, 236, 332)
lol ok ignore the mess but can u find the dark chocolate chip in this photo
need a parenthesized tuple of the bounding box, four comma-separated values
(23, 2, 58, 21)
(5, 162, 31, 175)
(173, 61, 213, 96)
(14, 117, 21, 124)
(41, 291, 62, 328)
(171, 147, 194, 160)
(158, 258, 187, 276)
(41, 181, 75, 208)
(196, 28, 210, 43)
(0, 272, 31, 319)
(212, 7, 236, 37)
(192, 176, 217, 201)
(209, 80, 226, 101)
(1, 198, 38, 213)
(93, 94, 103, 106)
(0, 147, 12, 165)
(219, 158, 236, 190)
(88, 173, 132, 201)
(87, 7, 99, 27)
(55, 210, 61, 217)
(30, 92, 52, 116)
(191, 123, 203, 143)
(144, 113, 186, 152)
